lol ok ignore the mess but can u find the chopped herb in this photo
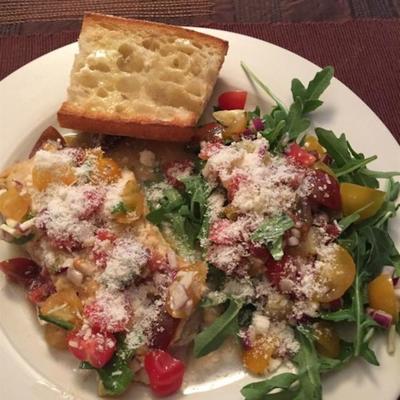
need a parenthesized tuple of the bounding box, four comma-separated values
(251, 214, 294, 260)
(39, 314, 74, 330)
(111, 201, 129, 214)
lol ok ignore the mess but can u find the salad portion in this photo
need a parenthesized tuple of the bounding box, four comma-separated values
(0, 65, 399, 399)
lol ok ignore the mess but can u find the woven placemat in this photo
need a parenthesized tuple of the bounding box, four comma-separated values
(0, 20, 399, 142)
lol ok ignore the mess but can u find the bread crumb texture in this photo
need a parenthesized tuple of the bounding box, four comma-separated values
(66, 13, 228, 127)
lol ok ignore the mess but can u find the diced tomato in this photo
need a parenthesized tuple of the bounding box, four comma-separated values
(27, 275, 56, 304)
(286, 143, 317, 167)
(163, 160, 194, 189)
(91, 229, 117, 267)
(199, 141, 224, 160)
(50, 235, 81, 252)
(96, 229, 117, 242)
(249, 244, 273, 261)
(226, 173, 247, 201)
(209, 219, 239, 245)
(218, 91, 247, 110)
(144, 349, 185, 397)
(265, 255, 296, 288)
(307, 170, 342, 211)
(67, 328, 116, 368)
(149, 311, 179, 350)
(84, 298, 130, 333)
(325, 223, 341, 241)
(147, 252, 169, 273)
(78, 189, 104, 220)
(0, 257, 40, 287)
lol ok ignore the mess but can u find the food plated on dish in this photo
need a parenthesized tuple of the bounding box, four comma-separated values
(0, 13, 399, 400)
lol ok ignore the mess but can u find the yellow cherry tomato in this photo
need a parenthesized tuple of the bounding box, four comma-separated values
(340, 182, 385, 221)
(313, 322, 341, 358)
(92, 157, 122, 184)
(0, 186, 31, 221)
(314, 245, 356, 303)
(242, 336, 276, 375)
(32, 164, 75, 191)
(303, 135, 326, 157)
(368, 274, 398, 321)
(40, 288, 83, 327)
(212, 110, 247, 140)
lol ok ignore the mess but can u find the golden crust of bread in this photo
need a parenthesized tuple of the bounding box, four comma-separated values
(57, 13, 228, 142)
(58, 102, 198, 142)
(83, 13, 229, 55)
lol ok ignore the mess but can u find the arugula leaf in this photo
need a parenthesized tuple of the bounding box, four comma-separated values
(251, 214, 294, 260)
(315, 128, 381, 188)
(146, 176, 211, 254)
(80, 336, 134, 396)
(241, 373, 299, 400)
(194, 298, 242, 358)
(111, 201, 129, 214)
(338, 213, 361, 231)
(318, 341, 354, 373)
(291, 66, 334, 114)
(146, 187, 184, 224)
(39, 314, 74, 330)
(286, 97, 311, 141)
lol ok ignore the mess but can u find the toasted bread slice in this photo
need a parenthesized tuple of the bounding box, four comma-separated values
(58, 13, 228, 141)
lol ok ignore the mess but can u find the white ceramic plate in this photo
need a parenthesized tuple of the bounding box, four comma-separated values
(0, 28, 399, 400)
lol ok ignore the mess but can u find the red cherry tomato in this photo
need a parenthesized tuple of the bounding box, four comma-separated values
(144, 349, 185, 397)
(78, 189, 104, 220)
(218, 91, 247, 110)
(286, 143, 317, 167)
(92, 229, 117, 267)
(199, 141, 224, 160)
(96, 229, 117, 242)
(209, 219, 240, 245)
(265, 255, 296, 288)
(0, 257, 40, 287)
(27, 275, 56, 304)
(226, 173, 247, 201)
(67, 328, 116, 368)
(307, 170, 342, 211)
(149, 311, 179, 350)
(163, 160, 194, 189)
(84, 298, 130, 333)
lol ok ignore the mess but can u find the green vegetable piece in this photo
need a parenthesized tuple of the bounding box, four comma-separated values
(80, 337, 135, 396)
(194, 298, 242, 358)
(111, 201, 129, 214)
(241, 373, 299, 400)
(251, 214, 294, 260)
(11, 233, 34, 245)
(291, 66, 334, 114)
(39, 314, 74, 330)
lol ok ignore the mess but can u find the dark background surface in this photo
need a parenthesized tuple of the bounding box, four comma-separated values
(0, 1, 399, 142)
